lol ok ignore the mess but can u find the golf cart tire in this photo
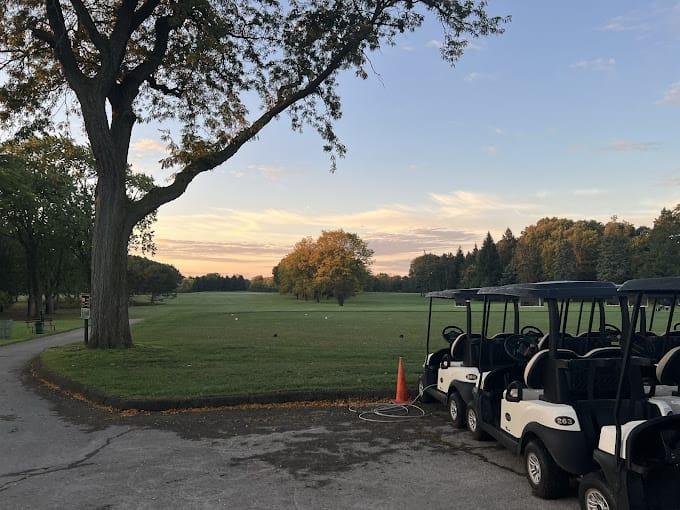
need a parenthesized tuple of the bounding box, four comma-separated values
(448, 391, 466, 428)
(466, 406, 489, 440)
(419, 377, 435, 403)
(524, 440, 570, 499)
(578, 472, 616, 510)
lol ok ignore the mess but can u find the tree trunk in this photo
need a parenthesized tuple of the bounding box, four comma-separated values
(89, 171, 133, 348)
(25, 244, 43, 318)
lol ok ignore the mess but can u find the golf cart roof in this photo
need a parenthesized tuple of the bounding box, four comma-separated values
(483, 281, 618, 300)
(424, 288, 480, 300)
(477, 286, 520, 301)
(618, 277, 680, 294)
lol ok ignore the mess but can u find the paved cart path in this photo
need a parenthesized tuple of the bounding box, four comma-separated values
(0, 327, 578, 509)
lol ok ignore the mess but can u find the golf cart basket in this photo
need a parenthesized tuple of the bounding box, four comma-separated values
(615, 278, 680, 510)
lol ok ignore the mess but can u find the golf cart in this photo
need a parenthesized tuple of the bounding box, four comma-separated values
(575, 277, 680, 510)
(420, 288, 544, 429)
(466, 281, 677, 506)
(419, 288, 480, 409)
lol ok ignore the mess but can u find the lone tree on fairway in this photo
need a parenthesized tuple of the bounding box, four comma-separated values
(0, 1, 508, 348)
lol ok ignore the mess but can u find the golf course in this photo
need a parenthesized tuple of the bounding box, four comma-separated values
(36, 291, 639, 401)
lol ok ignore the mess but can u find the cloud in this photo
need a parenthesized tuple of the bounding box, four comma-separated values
(465, 72, 481, 82)
(426, 39, 443, 49)
(400, 44, 415, 52)
(130, 138, 167, 154)
(492, 127, 504, 135)
(484, 145, 498, 156)
(603, 140, 660, 152)
(570, 58, 616, 71)
(428, 190, 537, 217)
(229, 164, 291, 181)
(600, 16, 650, 33)
(573, 188, 605, 197)
(151, 190, 544, 276)
(657, 81, 680, 106)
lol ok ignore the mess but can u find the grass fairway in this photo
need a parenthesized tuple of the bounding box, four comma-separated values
(39, 292, 632, 400)
(1, 306, 82, 347)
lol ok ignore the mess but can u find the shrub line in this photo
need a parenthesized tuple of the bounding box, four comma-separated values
(31, 356, 393, 412)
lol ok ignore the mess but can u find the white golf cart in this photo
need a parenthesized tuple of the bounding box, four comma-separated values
(419, 288, 480, 415)
(577, 277, 680, 509)
(420, 288, 544, 428)
(466, 281, 678, 507)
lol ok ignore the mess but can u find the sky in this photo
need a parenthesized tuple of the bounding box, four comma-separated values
(123, 1, 680, 277)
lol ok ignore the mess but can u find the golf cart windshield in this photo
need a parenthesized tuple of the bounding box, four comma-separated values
(423, 288, 480, 356)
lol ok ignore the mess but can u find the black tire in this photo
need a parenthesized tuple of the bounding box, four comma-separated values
(466, 405, 489, 440)
(448, 391, 466, 428)
(578, 472, 616, 510)
(419, 377, 435, 403)
(524, 440, 570, 499)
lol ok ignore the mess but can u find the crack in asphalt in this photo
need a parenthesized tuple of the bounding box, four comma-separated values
(0, 429, 132, 493)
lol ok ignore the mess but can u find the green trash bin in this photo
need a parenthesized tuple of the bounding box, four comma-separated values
(34, 321, 44, 334)
(0, 320, 11, 339)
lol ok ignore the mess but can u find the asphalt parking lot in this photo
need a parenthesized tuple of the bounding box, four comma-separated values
(0, 330, 578, 509)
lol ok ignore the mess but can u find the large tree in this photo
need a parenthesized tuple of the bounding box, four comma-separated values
(0, 0, 507, 347)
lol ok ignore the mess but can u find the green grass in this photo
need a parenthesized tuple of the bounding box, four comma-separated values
(38, 292, 661, 400)
(0, 303, 83, 346)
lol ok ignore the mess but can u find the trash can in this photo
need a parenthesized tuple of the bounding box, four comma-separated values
(0, 319, 12, 339)
(34, 321, 44, 334)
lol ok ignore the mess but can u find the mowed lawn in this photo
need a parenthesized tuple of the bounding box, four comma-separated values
(1, 306, 82, 347)
(38, 292, 637, 400)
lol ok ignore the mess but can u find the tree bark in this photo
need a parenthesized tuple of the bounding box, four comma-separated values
(88, 170, 133, 348)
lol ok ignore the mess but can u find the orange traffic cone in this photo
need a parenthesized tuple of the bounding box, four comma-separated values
(393, 356, 411, 404)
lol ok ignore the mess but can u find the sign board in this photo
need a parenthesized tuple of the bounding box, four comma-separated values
(80, 293, 90, 308)
(80, 307, 90, 320)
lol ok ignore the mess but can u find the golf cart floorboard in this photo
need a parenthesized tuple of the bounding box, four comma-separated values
(425, 387, 448, 405)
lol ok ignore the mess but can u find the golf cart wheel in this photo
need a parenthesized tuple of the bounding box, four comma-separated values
(419, 378, 435, 403)
(448, 391, 466, 428)
(524, 440, 570, 499)
(466, 406, 489, 440)
(578, 472, 616, 510)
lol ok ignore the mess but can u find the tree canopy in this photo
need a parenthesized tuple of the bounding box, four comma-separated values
(0, 0, 508, 347)
(274, 230, 373, 305)
(406, 208, 680, 293)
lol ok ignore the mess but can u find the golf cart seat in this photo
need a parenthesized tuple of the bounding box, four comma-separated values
(644, 334, 680, 362)
(524, 349, 579, 389)
(581, 347, 622, 358)
(450, 333, 481, 361)
(538, 332, 615, 356)
(657, 346, 680, 390)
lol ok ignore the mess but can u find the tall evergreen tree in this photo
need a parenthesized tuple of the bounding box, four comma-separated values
(477, 232, 502, 286)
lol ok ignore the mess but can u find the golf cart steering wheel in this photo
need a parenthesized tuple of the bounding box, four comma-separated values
(604, 323, 621, 337)
(504, 334, 539, 363)
(631, 334, 656, 359)
(521, 325, 544, 337)
(442, 325, 464, 344)
(674, 322, 680, 332)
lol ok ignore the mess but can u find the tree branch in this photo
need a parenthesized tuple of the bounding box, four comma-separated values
(68, 0, 108, 54)
(129, 23, 374, 222)
(43, 0, 87, 91)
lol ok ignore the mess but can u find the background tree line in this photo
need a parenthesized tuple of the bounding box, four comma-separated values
(408, 210, 680, 293)
(0, 135, 157, 317)
(179, 274, 250, 293)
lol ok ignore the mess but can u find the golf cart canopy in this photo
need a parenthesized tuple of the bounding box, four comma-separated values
(485, 281, 618, 300)
(618, 277, 680, 294)
(476, 286, 520, 302)
(424, 288, 480, 300)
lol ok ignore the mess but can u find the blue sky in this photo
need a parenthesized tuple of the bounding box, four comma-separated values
(124, 1, 680, 276)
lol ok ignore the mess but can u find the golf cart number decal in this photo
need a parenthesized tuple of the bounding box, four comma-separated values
(555, 416, 574, 426)
(466, 374, 478, 381)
